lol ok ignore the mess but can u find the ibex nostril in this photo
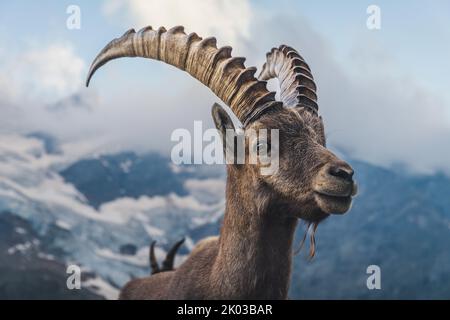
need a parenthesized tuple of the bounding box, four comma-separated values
(328, 165, 354, 182)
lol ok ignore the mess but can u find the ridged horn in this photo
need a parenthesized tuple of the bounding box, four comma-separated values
(259, 45, 318, 114)
(86, 26, 280, 125)
(149, 241, 160, 275)
(161, 238, 185, 272)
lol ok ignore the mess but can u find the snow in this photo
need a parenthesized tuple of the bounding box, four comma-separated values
(0, 133, 225, 297)
(96, 247, 150, 267)
(15, 227, 27, 235)
(37, 252, 55, 261)
(119, 159, 133, 173)
(184, 178, 225, 196)
(170, 163, 195, 174)
(8, 241, 33, 255)
(184, 236, 196, 251)
(83, 276, 120, 300)
(55, 219, 72, 230)
(144, 224, 165, 237)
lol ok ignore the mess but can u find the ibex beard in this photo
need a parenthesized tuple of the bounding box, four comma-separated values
(86, 25, 357, 300)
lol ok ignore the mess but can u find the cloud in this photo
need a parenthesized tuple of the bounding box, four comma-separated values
(0, 42, 95, 139)
(102, 0, 252, 46)
(0, 44, 85, 105)
(85, 2, 450, 174)
(248, 13, 450, 174)
(1, 1, 450, 175)
(0, 0, 253, 152)
(322, 50, 450, 174)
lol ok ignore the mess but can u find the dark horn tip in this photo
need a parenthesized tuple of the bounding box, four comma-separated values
(139, 26, 153, 33)
(86, 67, 96, 88)
(279, 44, 287, 51)
(266, 48, 276, 58)
(168, 25, 185, 34)
(123, 28, 136, 37)
(85, 74, 92, 87)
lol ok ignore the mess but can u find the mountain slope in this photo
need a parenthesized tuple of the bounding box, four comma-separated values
(0, 134, 225, 299)
(60, 152, 188, 208)
(291, 160, 450, 299)
(0, 133, 449, 299)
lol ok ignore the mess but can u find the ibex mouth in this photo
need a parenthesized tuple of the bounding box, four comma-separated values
(314, 191, 353, 215)
(314, 181, 358, 198)
(312, 160, 357, 215)
(313, 182, 357, 214)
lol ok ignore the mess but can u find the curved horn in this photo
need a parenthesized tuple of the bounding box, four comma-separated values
(86, 26, 280, 125)
(149, 241, 160, 275)
(258, 45, 318, 114)
(161, 238, 185, 272)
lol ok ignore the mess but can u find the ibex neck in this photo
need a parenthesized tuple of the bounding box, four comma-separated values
(212, 167, 298, 299)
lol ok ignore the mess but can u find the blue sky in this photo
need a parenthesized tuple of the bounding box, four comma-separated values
(1, 0, 448, 96)
(0, 0, 449, 173)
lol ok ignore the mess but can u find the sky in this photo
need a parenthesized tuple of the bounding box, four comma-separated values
(0, 0, 449, 174)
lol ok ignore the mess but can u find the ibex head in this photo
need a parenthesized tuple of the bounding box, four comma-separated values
(244, 45, 357, 222)
(86, 26, 357, 224)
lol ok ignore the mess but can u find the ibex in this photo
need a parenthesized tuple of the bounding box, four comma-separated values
(86, 25, 357, 300)
(150, 239, 185, 275)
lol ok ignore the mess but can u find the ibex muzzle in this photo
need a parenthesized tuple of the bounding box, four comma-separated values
(313, 158, 357, 214)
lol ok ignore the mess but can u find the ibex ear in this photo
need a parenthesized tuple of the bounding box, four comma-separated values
(211, 103, 237, 160)
(212, 103, 236, 135)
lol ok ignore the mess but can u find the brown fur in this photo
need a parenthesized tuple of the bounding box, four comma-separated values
(85, 26, 356, 300)
(120, 107, 357, 300)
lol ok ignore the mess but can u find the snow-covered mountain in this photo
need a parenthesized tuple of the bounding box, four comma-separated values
(291, 159, 450, 299)
(0, 133, 449, 299)
(0, 133, 225, 299)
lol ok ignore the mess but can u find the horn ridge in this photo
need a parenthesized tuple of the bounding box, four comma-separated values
(86, 25, 276, 124)
(258, 44, 318, 113)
